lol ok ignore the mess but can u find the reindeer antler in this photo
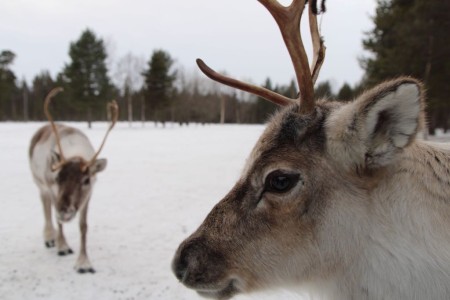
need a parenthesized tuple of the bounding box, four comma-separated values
(44, 87, 66, 171)
(196, 59, 295, 106)
(44, 89, 118, 171)
(85, 100, 119, 169)
(197, 0, 326, 115)
(309, 2, 326, 84)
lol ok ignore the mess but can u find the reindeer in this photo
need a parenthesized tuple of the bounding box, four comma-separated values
(172, 0, 450, 299)
(29, 88, 118, 273)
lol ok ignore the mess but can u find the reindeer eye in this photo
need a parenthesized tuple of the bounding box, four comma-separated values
(82, 178, 90, 186)
(265, 171, 300, 193)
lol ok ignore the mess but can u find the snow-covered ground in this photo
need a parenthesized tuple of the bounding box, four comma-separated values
(0, 122, 309, 300)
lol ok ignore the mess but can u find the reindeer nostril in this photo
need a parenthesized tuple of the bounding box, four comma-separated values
(173, 254, 189, 282)
(173, 237, 226, 286)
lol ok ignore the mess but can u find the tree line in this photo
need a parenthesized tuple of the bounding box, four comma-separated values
(0, 29, 305, 126)
(1, 0, 449, 131)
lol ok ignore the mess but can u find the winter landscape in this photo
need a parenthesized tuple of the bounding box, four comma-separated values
(0, 122, 314, 300)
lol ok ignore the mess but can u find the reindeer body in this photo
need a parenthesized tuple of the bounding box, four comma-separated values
(28, 89, 117, 273)
(29, 123, 108, 273)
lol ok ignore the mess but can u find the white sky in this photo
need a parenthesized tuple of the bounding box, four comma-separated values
(1, 0, 377, 92)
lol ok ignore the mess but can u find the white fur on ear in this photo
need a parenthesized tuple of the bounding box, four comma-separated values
(90, 158, 107, 174)
(50, 151, 61, 164)
(326, 79, 423, 171)
(49, 151, 62, 171)
(365, 83, 421, 149)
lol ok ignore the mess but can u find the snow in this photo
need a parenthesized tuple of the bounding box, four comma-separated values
(0, 122, 306, 300)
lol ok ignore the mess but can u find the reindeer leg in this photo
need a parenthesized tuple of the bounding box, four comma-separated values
(75, 199, 95, 273)
(40, 190, 56, 248)
(56, 222, 73, 256)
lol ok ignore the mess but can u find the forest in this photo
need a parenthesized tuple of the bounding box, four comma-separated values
(0, 0, 449, 132)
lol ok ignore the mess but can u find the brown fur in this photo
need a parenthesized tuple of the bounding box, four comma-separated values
(173, 103, 336, 297)
(55, 158, 90, 214)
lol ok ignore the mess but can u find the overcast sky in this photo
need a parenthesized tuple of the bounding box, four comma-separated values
(1, 0, 377, 92)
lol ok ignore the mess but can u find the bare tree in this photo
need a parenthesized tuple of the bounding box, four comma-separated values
(113, 52, 145, 127)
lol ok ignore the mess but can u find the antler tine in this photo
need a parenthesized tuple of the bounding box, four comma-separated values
(197, 0, 326, 114)
(196, 59, 295, 106)
(44, 87, 66, 170)
(309, 2, 326, 84)
(86, 100, 119, 169)
(258, 0, 315, 114)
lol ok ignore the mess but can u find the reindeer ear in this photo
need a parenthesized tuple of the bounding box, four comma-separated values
(50, 151, 61, 165)
(327, 78, 424, 170)
(90, 158, 107, 174)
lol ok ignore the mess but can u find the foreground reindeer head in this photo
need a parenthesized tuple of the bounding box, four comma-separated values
(44, 88, 118, 222)
(173, 1, 425, 299)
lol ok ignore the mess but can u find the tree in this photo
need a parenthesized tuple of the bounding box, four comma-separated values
(21, 79, 29, 121)
(362, 0, 450, 133)
(254, 78, 278, 123)
(142, 49, 177, 126)
(280, 79, 299, 98)
(337, 83, 354, 101)
(29, 71, 54, 120)
(62, 29, 114, 126)
(113, 53, 145, 126)
(0, 50, 17, 120)
(0, 50, 15, 66)
(314, 81, 334, 99)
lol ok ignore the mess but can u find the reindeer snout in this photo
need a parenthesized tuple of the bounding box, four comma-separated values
(58, 211, 76, 222)
(172, 237, 228, 287)
(172, 238, 206, 284)
(57, 203, 77, 222)
(172, 249, 188, 282)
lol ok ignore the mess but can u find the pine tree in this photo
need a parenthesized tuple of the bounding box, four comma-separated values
(362, 0, 450, 132)
(142, 49, 176, 126)
(62, 29, 113, 125)
(314, 81, 334, 99)
(337, 83, 354, 101)
(254, 78, 277, 123)
(30, 71, 54, 120)
(0, 50, 17, 120)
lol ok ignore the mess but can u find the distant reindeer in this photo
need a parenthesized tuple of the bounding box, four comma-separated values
(172, 0, 450, 299)
(29, 88, 118, 273)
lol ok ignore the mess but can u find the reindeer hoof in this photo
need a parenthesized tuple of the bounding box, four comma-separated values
(45, 240, 55, 248)
(58, 249, 74, 256)
(77, 267, 95, 274)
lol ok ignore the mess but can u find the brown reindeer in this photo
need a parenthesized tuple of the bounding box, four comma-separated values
(29, 88, 118, 273)
(172, 0, 450, 299)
